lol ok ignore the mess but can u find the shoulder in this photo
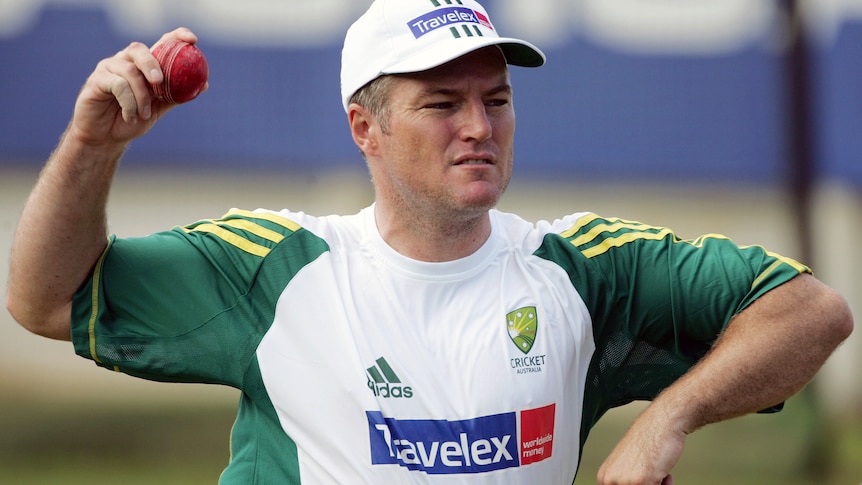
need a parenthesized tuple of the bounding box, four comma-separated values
(182, 207, 368, 249)
(490, 210, 593, 241)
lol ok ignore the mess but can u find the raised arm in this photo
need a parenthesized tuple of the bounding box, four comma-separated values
(6, 28, 202, 341)
(597, 273, 853, 485)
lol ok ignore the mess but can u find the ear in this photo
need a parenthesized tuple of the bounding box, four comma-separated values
(348, 103, 380, 157)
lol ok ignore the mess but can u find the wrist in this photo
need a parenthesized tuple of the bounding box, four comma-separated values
(56, 125, 127, 171)
(646, 384, 705, 437)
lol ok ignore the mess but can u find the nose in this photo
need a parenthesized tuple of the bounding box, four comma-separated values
(459, 100, 493, 143)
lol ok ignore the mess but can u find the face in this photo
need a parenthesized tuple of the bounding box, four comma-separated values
(353, 46, 515, 224)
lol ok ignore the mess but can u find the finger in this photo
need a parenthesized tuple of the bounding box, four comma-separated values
(97, 67, 141, 123)
(123, 41, 164, 119)
(153, 27, 199, 49)
(125, 41, 163, 85)
(81, 57, 132, 124)
(100, 44, 158, 122)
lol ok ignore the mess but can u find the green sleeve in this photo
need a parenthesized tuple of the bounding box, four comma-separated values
(71, 209, 327, 388)
(535, 213, 810, 447)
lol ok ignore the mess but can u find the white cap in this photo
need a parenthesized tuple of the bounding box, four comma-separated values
(340, 0, 546, 112)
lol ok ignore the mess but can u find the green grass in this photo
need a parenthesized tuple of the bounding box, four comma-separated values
(0, 400, 234, 485)
(575, 396, 862, 484)
(1, 395, 860, 484)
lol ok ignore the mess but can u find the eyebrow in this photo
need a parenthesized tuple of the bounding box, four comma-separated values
(417, 83, 513, 100)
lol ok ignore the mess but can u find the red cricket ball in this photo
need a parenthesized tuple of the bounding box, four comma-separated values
(151, 40, 208, 104)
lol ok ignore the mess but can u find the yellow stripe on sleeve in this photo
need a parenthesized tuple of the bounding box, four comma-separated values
(88, 238, 113, 365)
(765, 249, 809, 274)
(189, 224, 271, 258)
(225, 209, 302, 232)
(571, 220, 659, 248)
(559, 214, 810, 283)
(560, 214, 673, 259)
(689, 234, 731, 247)
(220, 219, 285, 245)
(580, 228, 675, 259)
(560, 213, 601, 239)
(746, 246, 810, 290)
(180, 210, 303, 258)
(750, 260, 784, 291)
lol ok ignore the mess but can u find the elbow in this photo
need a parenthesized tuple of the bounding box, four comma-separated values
(6, 292, 42, 336)
(5, 289, 26, 330)
(824, 290, 854, 348)
(5, 290, 72, 341)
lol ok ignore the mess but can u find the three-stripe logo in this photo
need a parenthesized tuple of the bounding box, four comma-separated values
(367, 357, 414, 399)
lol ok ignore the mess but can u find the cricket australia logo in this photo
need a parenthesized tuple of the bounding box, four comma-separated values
(367, 357, 414, 399)
(507, 307, 547, 375)
(507, 307, 537, 354)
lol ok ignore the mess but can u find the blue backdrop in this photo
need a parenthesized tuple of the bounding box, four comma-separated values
(0, 1, 858, 187)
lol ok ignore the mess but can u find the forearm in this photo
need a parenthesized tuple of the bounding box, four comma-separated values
(6, 130, 126, 340)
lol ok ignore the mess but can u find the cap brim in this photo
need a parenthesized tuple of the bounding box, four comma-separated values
(381, 37, 545, 75)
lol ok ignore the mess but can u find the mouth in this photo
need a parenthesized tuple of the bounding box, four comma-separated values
(454, 156, 494, 166)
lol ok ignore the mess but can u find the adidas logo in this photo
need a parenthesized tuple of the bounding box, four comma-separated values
(367, 357, 414, 399)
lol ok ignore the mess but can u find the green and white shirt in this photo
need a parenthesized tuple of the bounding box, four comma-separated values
(72, 206, 807, 483)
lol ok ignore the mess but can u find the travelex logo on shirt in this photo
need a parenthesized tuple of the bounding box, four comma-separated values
(368, 404, 555, 475)
(408, 4, 494, 39)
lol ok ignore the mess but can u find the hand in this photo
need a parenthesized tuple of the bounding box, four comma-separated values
(68, 27, 201, 147)
(596, 404, 686, 485)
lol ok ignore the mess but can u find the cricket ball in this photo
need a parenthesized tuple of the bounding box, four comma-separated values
(151, 40, 208, 104)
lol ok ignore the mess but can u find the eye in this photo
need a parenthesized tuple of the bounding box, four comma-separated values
(424, 101, 456, 110)
(486, 98, 510, 108)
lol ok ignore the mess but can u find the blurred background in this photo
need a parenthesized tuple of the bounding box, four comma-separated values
(1, 0, 860, 483)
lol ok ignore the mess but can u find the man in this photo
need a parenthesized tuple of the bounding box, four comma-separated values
(6, 0, 852, 483)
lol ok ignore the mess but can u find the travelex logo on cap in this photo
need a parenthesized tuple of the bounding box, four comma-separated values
(340, 0, 546, 111)
(408, 6, 493, 38)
